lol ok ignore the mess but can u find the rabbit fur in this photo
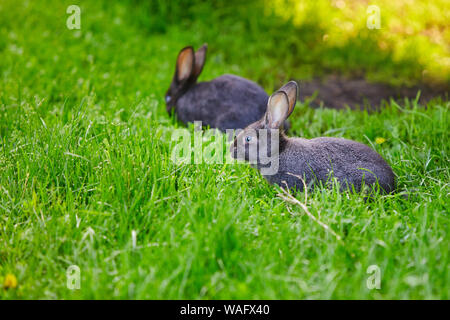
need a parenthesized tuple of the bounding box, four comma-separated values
(230, 81, 396, 193)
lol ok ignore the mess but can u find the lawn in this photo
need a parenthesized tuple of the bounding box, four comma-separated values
(0, 0, 448, 299)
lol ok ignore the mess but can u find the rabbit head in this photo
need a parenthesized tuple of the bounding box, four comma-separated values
(165, 44, 207, 113)
(230, 81, 298, 175)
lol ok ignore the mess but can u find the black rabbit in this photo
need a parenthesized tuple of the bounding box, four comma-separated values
(165, 44, 289, 131)
(230, 81, 396, 193)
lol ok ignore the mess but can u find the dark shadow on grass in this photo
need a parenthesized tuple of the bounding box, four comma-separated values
(298, 75, 449, 110)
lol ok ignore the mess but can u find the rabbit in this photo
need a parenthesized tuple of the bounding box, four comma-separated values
(165, 44, 289, 132)
(230, 81, 396, 194)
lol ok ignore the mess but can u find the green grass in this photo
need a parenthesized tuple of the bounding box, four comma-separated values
(0, 0, 449, 299)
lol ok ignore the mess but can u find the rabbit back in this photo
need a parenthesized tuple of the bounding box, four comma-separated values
(269, 137, 395, 193)
(176, 74, 268, 131)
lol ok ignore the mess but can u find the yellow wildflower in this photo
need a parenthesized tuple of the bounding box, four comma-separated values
(3, 274, 18, 289)
(375, 137, 386, 144)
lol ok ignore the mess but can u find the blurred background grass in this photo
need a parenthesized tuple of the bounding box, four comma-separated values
(127, 0, 450, 87)
(1, 0, 449, 94)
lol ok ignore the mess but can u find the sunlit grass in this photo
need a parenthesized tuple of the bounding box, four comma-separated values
(267, 0, 450, 84)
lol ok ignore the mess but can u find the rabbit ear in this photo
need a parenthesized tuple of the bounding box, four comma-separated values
(194, 43, 207, 78)
(265, 91, 290, 129)
(278, 81, 298, 116)
(176, 46, 195, 82)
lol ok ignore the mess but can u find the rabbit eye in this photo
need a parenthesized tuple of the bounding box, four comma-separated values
(245, 136, 252, 143)
(165, 96, 171, 103)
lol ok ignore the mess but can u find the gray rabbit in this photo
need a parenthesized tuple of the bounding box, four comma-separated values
(230, 81, 396, 193)
(165, 44, 289, 131)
